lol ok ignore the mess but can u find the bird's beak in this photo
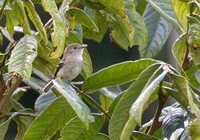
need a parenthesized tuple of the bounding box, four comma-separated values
(81, 44, 88, 48)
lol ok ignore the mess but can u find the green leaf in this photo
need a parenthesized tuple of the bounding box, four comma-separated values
(59, 114, 104, 140)
(82, 59, 157, 93)
(190, 48, 200, 65)
(83, 8, 107, 42)
(132, 131, 160, 140)
(121, 65, 168, 140)
(172, 33, 187, 67)
(125, 0, 147, 46)
(23, 96, 77, 140)
(171, 0, 189, 31)
(109, 63, 161, 140)
(0, 31, 3, 45)
(33, 43, 59, 76)
(67, 24, 83, 44)
(95, 133, 110, 140)
(146, 0, 184, 33)
(135, 0, 147, 15)
(23, 0, 48, 45)
(98, 0, 125, 16)
(0, 117, 12, 140)
(52, 79, 94, 126)
(67, 7, 99, 32)
(188, 118, 200, 139)
(139, 5, 172, 58)
(81, 49, 93, 78)
(9, 0, 31, 34)
(8, 35, 38, 79)
(130, 67, 168, 124)
(108, 14, 132, 50)
(14, 110, 35, 140)
(41, 0, 67, 58)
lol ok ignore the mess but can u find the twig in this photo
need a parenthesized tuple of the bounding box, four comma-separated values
(0, 0, 8, 19)
(147, 87, 169, 135)
(0, 75, 22, 112)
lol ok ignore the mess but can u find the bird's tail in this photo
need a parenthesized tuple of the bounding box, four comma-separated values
(43, 80, 53, 93)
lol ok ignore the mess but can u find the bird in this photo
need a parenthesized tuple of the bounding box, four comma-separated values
(43, 43, 87, 92)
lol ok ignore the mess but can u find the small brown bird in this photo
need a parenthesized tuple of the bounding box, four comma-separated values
(43, 43, 87, 92)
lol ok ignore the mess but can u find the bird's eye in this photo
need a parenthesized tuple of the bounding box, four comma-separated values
(74, 47, 77, 49)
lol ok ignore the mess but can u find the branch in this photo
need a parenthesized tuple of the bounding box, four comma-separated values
(0, 75, 22, 112)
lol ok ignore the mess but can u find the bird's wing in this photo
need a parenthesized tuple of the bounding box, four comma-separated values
(54, 59, 64, 78)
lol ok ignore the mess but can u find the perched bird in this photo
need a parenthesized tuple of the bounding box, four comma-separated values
(43, 43, 87, 92)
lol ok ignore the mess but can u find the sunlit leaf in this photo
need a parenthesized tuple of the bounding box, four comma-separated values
(81, 49, 93, 78)
(41, 0, 67, 58)
(82, 59, 157, 93)
(23, 96, 77, 140)
(8, 35, 38, 79)
(23, 0, 48, 45)
(60, 114, 104, 140)
(52, 79, 94, 126)
(109, 63, 161, 140)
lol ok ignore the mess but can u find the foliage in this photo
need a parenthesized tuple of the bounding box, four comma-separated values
(0, 0, 200, 139)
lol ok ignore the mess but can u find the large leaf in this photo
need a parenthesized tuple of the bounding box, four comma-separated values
(171, 0, 189, 31)
(41, 0, 67, 58)
(67, 7, 99, 32)
(120, 65, 168, 140)
(125, 0, 147, 46)
(82, 59, 157, 93)
(109, 63, 161, 140)
(59, 114, 104, 140)
(172, 33, 187, 67)
(52, 79, 94, 126)
(132, 132, 160, 140)
(95, 133, 110, 140)
(146, 0, 184, 33)
(23, 96, 77, 140)
(23, 0, 48, 45)
(8, 35, 38, 79)
(140, 5, 172, 58)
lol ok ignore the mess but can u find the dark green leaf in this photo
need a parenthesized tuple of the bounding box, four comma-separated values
(109, 63, 161, 140)
(67, 7, 99, 32)
(83, 8, 107, 42)
(60, 114, 104, 140)
(146, 0, 184, 33)
(140, 5, 172, 58)
(82, 59, 157, 93)
(23, 96, 77, 140)
(52, 79, 94, 126)
(8, 35, 38, 79)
